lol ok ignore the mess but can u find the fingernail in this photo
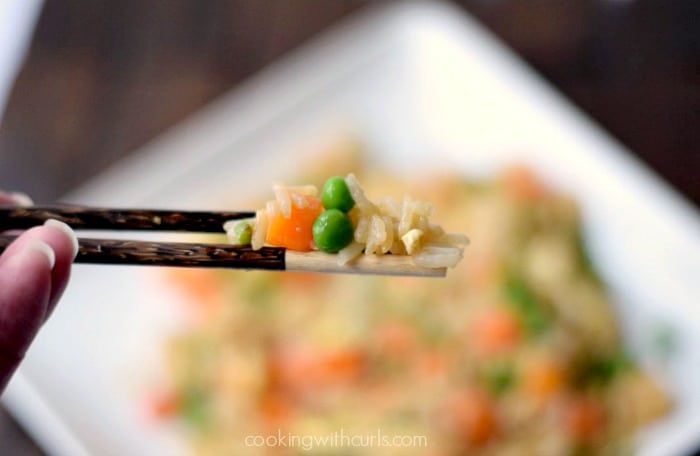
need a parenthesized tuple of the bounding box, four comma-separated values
(10, 192, 33, 206)
(44, 219, 79, 259)
(25, 239, 56, 270)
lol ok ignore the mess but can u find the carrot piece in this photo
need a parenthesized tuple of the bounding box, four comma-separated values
(145, 389, 180, 421)
(443, 390, 498, 447)
(163, 268, 222, 303)
(265, 195, 322, 251)
(470, 308, 521, 356)
(319, 349, 366, 381)
(375, 321, 416, 357)
(272, 346, 366, 390)
(259, 390, 293, 425)
(415, 350, 448, 380)
(160, 269, 224, 321)
(522, 357, 566, 401)
(501, 165, 545, 202)
(561, 396, 606, 443)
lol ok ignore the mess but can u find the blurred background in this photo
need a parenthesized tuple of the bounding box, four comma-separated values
(0, 0, 697, 453)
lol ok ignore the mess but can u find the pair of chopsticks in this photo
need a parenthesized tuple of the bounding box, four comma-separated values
(0, 206, 446, 277)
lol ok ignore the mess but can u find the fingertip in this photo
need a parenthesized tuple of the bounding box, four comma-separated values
(43, 219, 79, 260)
(24, 240, 56, 270)
(0, 191, 34, 206)
(10, 192, 34, 207)
(0, 223, 76, 319)
(36, 221, 76, 315)
(0, 236, 54, 388)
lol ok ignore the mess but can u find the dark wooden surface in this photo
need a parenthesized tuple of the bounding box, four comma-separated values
(0, 0, 698, 454)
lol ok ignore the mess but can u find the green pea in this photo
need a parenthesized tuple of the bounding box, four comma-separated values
(181, 385, 210, 429)
(231, 220, 253, 245)
(321, 176, 355, 212)
(503, 275, 549, 337)
(483, 363, 516, 395)
(312, 209, 354, 253)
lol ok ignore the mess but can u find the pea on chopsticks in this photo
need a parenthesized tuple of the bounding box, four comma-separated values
(321, 176, 355, 212)
(312, 208, 354, 253)
(224, 219, 253, 245)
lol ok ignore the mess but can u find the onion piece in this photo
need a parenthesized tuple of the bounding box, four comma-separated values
(251, 209, 269, 250)
(414, 245, 463, 268)
(273, 184, 292, 218)
(337, 241, 364, 266)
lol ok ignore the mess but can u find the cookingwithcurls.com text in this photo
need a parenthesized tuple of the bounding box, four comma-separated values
(244, 428, 429, 451)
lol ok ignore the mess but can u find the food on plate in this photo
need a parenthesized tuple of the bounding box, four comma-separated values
(151, 150, 669, 456)
(222, 175, 468, 269)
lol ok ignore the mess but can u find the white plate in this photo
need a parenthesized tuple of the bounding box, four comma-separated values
(4, 1, 700, 455)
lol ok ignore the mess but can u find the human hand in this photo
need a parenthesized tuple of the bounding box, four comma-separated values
(0, 191, 78, 392)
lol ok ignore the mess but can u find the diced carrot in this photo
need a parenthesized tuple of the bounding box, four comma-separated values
(160, 268, 227, 322)
(271, 346, 366, 390)
(561, 396, 606, 443)
(522, 357, 566, 401)
(470, 308, 521, 356)
(259, 390, 293, 425)
(375, 321, 416, 357)
(501, 165, 545, 202)
(164, 268, 222, 303)
(442, 390, 498, 447)
(145, 389, 180, 421)
(265, 195, 322, 251)
(415, 350, 448, 380)
(319, 349, 366, 381)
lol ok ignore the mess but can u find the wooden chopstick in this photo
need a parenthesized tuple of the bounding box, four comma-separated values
(0, 206, 255, 232)
(0, 235, 446, 277)
(0, 205, 448, 277)
(285, 250, 446, 277)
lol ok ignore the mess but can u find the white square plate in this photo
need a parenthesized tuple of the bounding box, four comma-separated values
(4, 2, 700, 455)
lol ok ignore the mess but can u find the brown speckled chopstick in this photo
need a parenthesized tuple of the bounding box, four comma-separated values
(0, 206, 255, 232)
(0, 206, 447, 276)
(0, 235, 285, 270)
